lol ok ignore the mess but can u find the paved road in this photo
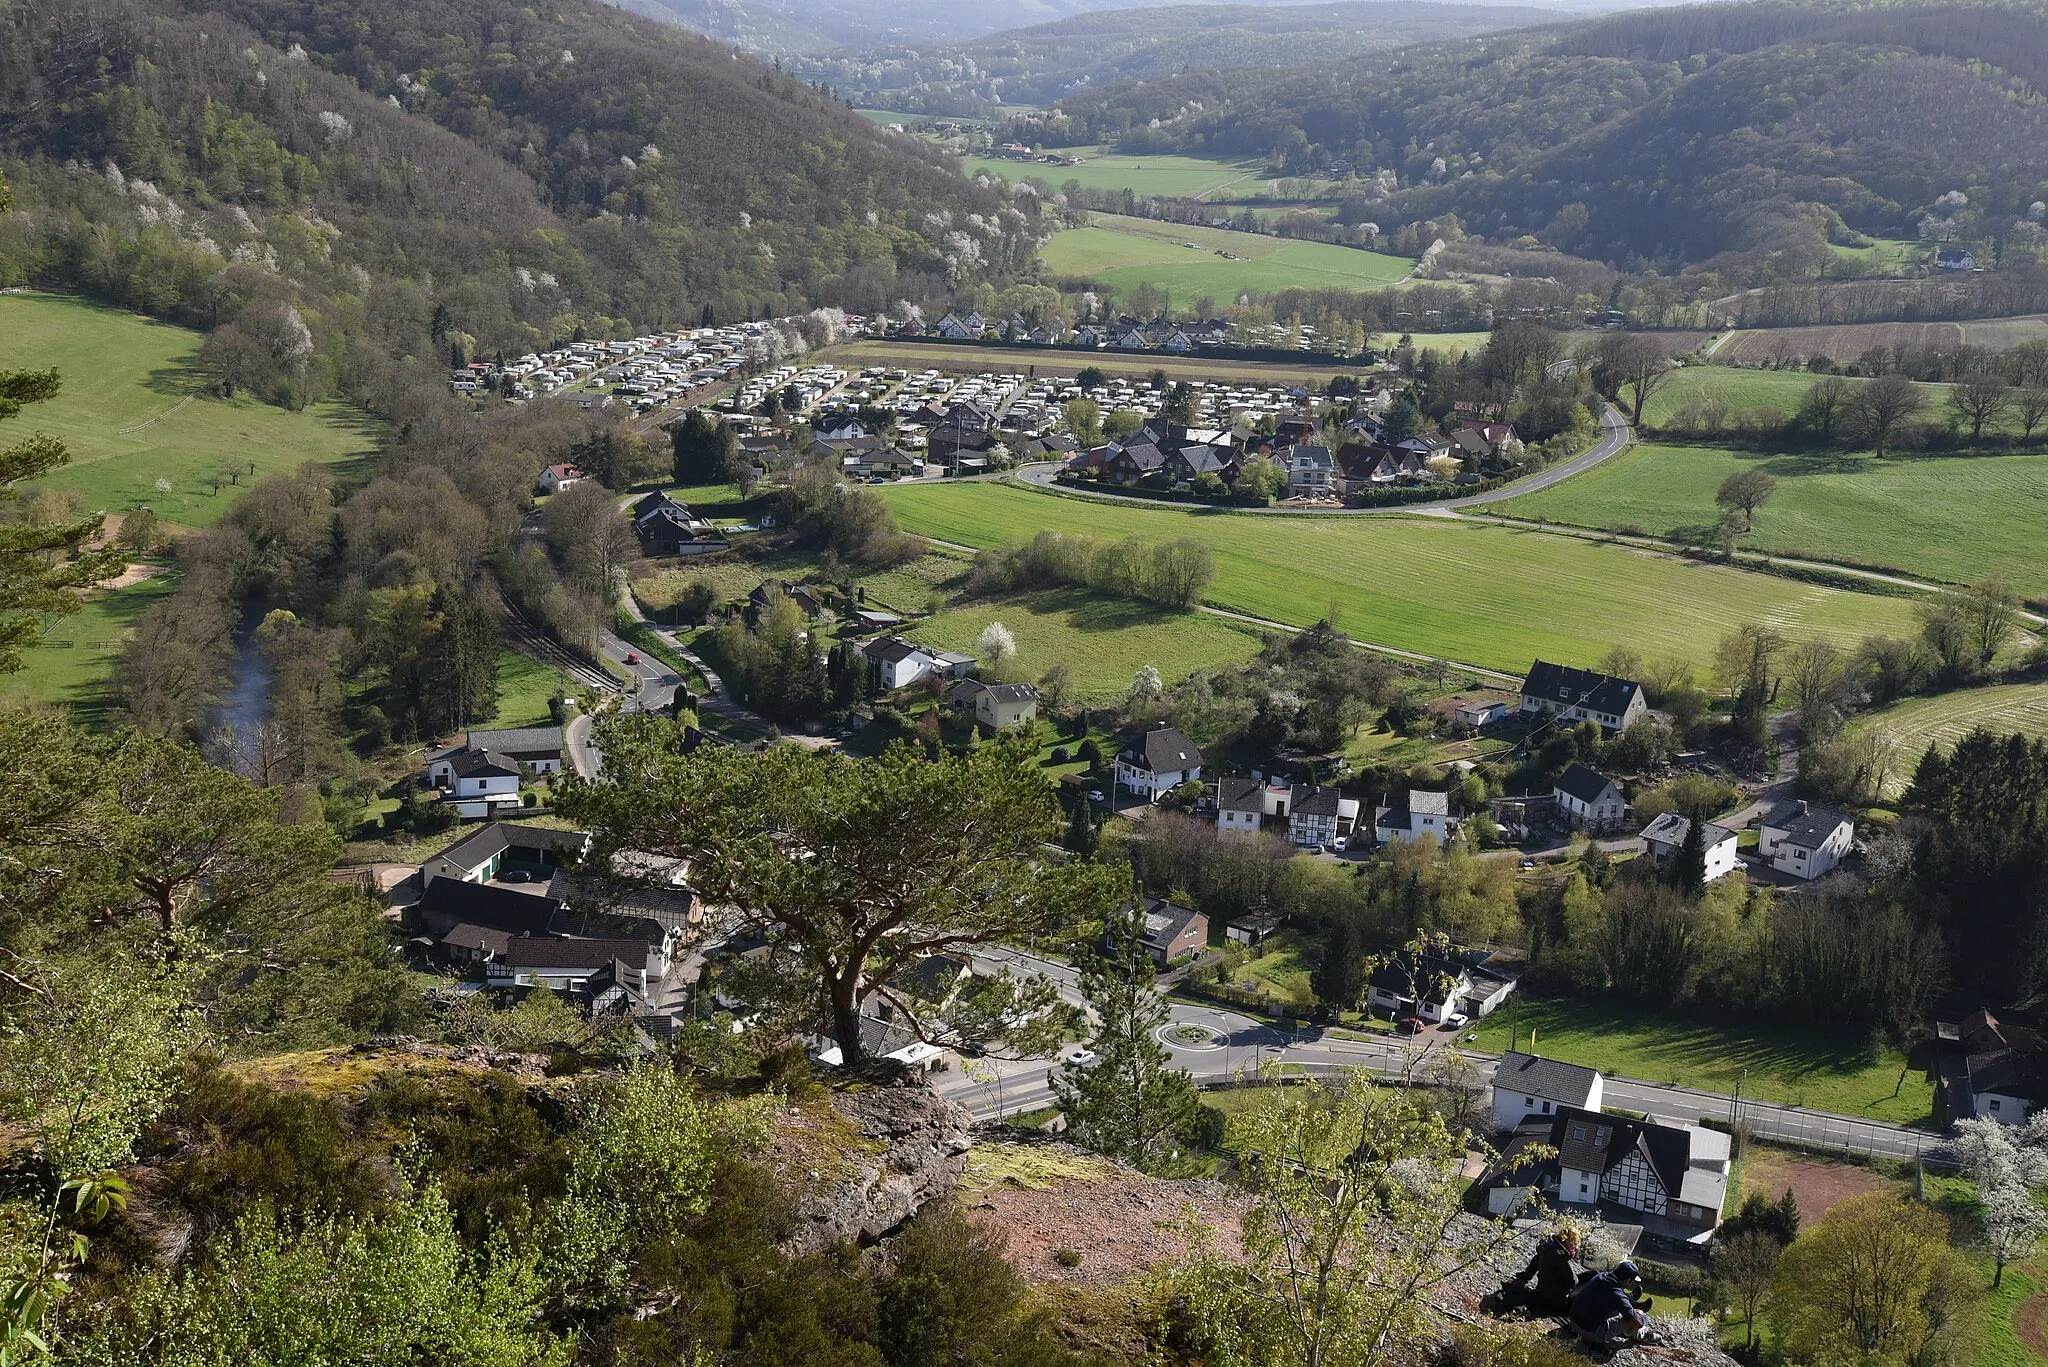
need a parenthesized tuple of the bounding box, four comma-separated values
(1005, 404, 1632, 517)
(936, 947, 1948, 1163)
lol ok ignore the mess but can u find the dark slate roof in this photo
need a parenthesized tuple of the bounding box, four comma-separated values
(1140, 897, 1204, 949)
(1292, 786, 1343, 818)
(1288, 444, 1334, 470)
(1170, 445, 1233, 475)
(1366, 951, 1466, 1005)
(500, 936, 651, 970)
(426, 823, 590, 874)
(466, 726, 565, 756)
(439, 922, 513, 956)
(863, 636, 930, 665)
(1124, 728, 1203, 773)
(450, 749, 520, 780)
(982, 683, 1038, 704)
(1115, 441, 1168, 471)
(1495, 1050, 1601, 1106)
(1520, 660, 1642, 719)
(419, 879, 564, 934)
(1216, 777, 1266, 813)
(1762, 800, 1853, 850)
(1554, 763, 1619, 805)
(1551, 1107, 1696, 1207)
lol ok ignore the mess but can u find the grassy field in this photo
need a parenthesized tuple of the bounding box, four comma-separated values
(493, 648, 567, 729)
(902, 587, 1266, 704)
(1848, 683, 2048, 786)
(822, 339, 1363, 385)
(878, 482, 1927, 674)
(1399, 331, 1495, 358)
(1041, 213, 1412, 308)
(1469, 996, 1935, 1124)
(1497, 440, 2048, 594)
(964, 149, 1266, 199)
(1638, 365, 1856, 426)
(0, 292, 381, 528)
(0, 572, 175, 717)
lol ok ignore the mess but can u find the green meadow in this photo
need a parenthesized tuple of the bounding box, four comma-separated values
(1849, 684, 2048, 792)
(0, 291, 380, 529)
(0, 571, 175, 718)
(964, 148, 1266, 199)
(1498, 441, 2048, 595)
(903, 587, 1267, 704)
(879, 481, 1928, 674)
(1040, 213, 1412, 309)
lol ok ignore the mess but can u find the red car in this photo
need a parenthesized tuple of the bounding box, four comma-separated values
(1393, 1015, 1424, 1036)
(625, 651, 641, 665)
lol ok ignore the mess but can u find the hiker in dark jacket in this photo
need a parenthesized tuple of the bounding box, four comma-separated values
(1569, 1262, 1651, 1346)
(1506, 1226, 1583, 1316)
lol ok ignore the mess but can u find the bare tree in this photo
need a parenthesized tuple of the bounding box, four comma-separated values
(1962, 579, 2022, 671)
(1589, 332, 1674, 425)
(1784, 640, 1846, 740)
(2013, 388, 2048, 440)
(1716, 469, 1778, 528)
(1796, 376, 1851, 442)
(1713, 1230, 1781, 1350)
(1849, 373, 1924, 457)
(1947, 369, 2013, 441)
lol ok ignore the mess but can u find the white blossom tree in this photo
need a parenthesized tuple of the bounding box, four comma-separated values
(1955, 1115, 2048, 1286)
(977, 621, 1016, 677)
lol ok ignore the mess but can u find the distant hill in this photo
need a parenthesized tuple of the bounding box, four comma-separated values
(788, 2, 1558, 113)
(0, 0, 1038, 367)
(1031, 0, 2048, 273)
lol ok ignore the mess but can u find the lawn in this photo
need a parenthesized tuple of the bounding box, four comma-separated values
(902, 587, 1266, 704)
(965, 149, 1266, 199)
(1228, 931, 1316, 1007)
(492, 647, 568, 729)
(1496, 440, 2048, 595)
(1041, 213, 1412, 308)
(0, 291, 382, 528)
(1399, 331, 1495, 358)
(1468, 996, 1935, 1125)
(878, 481, 1928, 675)
(1847, 684, 2048, 790)
(0, 571, 175, 718)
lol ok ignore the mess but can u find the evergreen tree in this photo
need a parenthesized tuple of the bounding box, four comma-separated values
(1053, 904, 1201, 1170)
(1064, 797, 1099, 858)
(1667, 814, 1707, 895)
(2, 366, 121, 672)
(671, 409, 737, 486)
(1311, 912, 1365, 1015)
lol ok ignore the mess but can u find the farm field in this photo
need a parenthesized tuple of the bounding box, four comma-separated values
(1041, 213, 1412, 308)
(1496, 440, 2048, 594)
(1848, 684, 2048, 792)
(0, 572, 175, 718)
(901, 586, 1266, 704)
(1639, 365, 1860, 426)
(877, 481, 1928, 674)
(964, 148, 1266, 199)
(822, 339, 1361, 385)
(1467, 996, 1935, 1124)
(1400, 331, 1494, 357)
(0, 291, 381, 528)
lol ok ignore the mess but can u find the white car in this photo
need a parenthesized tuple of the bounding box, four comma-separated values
(1440, 1011, 1469, 1029)
(1058, 1045, 1101, 1070)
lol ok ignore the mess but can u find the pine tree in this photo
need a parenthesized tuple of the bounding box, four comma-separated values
(1667, 814, 1707, 895)
(1311, 912, 1365, 1016)
(1053, 904, 1200, 1170)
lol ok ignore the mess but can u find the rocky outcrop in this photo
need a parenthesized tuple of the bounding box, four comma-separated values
(783, 1075, 973, 1254)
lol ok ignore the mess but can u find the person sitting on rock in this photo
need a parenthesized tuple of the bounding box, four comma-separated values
(1568, 1260, 1653, 1348)
(1497, 1224, 1583, 1317)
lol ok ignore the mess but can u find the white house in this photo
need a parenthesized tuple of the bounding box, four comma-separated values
(1553, 763, 1627, 834)
(1640, 812, 1741, 883)
(1214, 775, 1290, 835)
(442, 750, 524, 819)
(1116, 728, 1204, 802)
(1491, 1051, 1604, 1133)
(1284, 444, 1335, 499)
(537, 462, 583, 494)
(1455, 698, 1510, 728)
(420, 823, 591, 886)
(1758, 800, 1855, 880)
(1365, 950, 1469, 1023)
(1519, 660, 1648, 735)
(974, 682, 1039, 730)
(862, 636, 938, 691)
(1496, 1108, 1729, 1241)
(1375, 789, 1452, 846)
(426, 727, 565, 785)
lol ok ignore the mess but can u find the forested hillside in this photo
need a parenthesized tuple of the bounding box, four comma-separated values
(790, 2, 1556, 115)
(1026, 0, 2048, 276)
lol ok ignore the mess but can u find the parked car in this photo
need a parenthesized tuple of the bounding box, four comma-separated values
(1394, 1015, 1424, 1036)
(499, 870, 536, 884)
(1440, 1011, 1469, 1030)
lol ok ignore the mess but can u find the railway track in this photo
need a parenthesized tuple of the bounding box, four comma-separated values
(488, 581, 617, 694)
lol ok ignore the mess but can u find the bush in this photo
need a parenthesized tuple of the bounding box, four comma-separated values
(1050, 746, 1071, 764)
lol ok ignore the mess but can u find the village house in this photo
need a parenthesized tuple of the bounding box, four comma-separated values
(1127, 897, 1208, 967)
(1553, 763, 1627, 833)
(436, 750, 525, 819)
(426, 726, 566, 784)
(1757, 800, 1855, 880)
(1640, 813, 1742, 883)
(748, 578, 826, 622)
(1519, 660, 1648, 734)
(1491, 1051, 1605, 1132)
(537, 462, 583, 494)
(1115, 727, 1204, 802)
(632, 491, 727, 556)
(1375, 788, 1453, 846)
(1936, 1010, 2035, 1125)
(974, 682, 1039, 731)
(1476, 1107, 1730, 1242)
(1364, 948, 1514, 1024)
(1214, 774, 1294, 836)
(1226, 910, 1285, 946)
(1287, 785, 1360, 849)
(862, 636, 937, 691)
(1284, 444, 1335, 499)
(420, 822, 591, 887)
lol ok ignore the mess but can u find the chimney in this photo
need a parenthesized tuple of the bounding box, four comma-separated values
(1798, 800, 1809, 815)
